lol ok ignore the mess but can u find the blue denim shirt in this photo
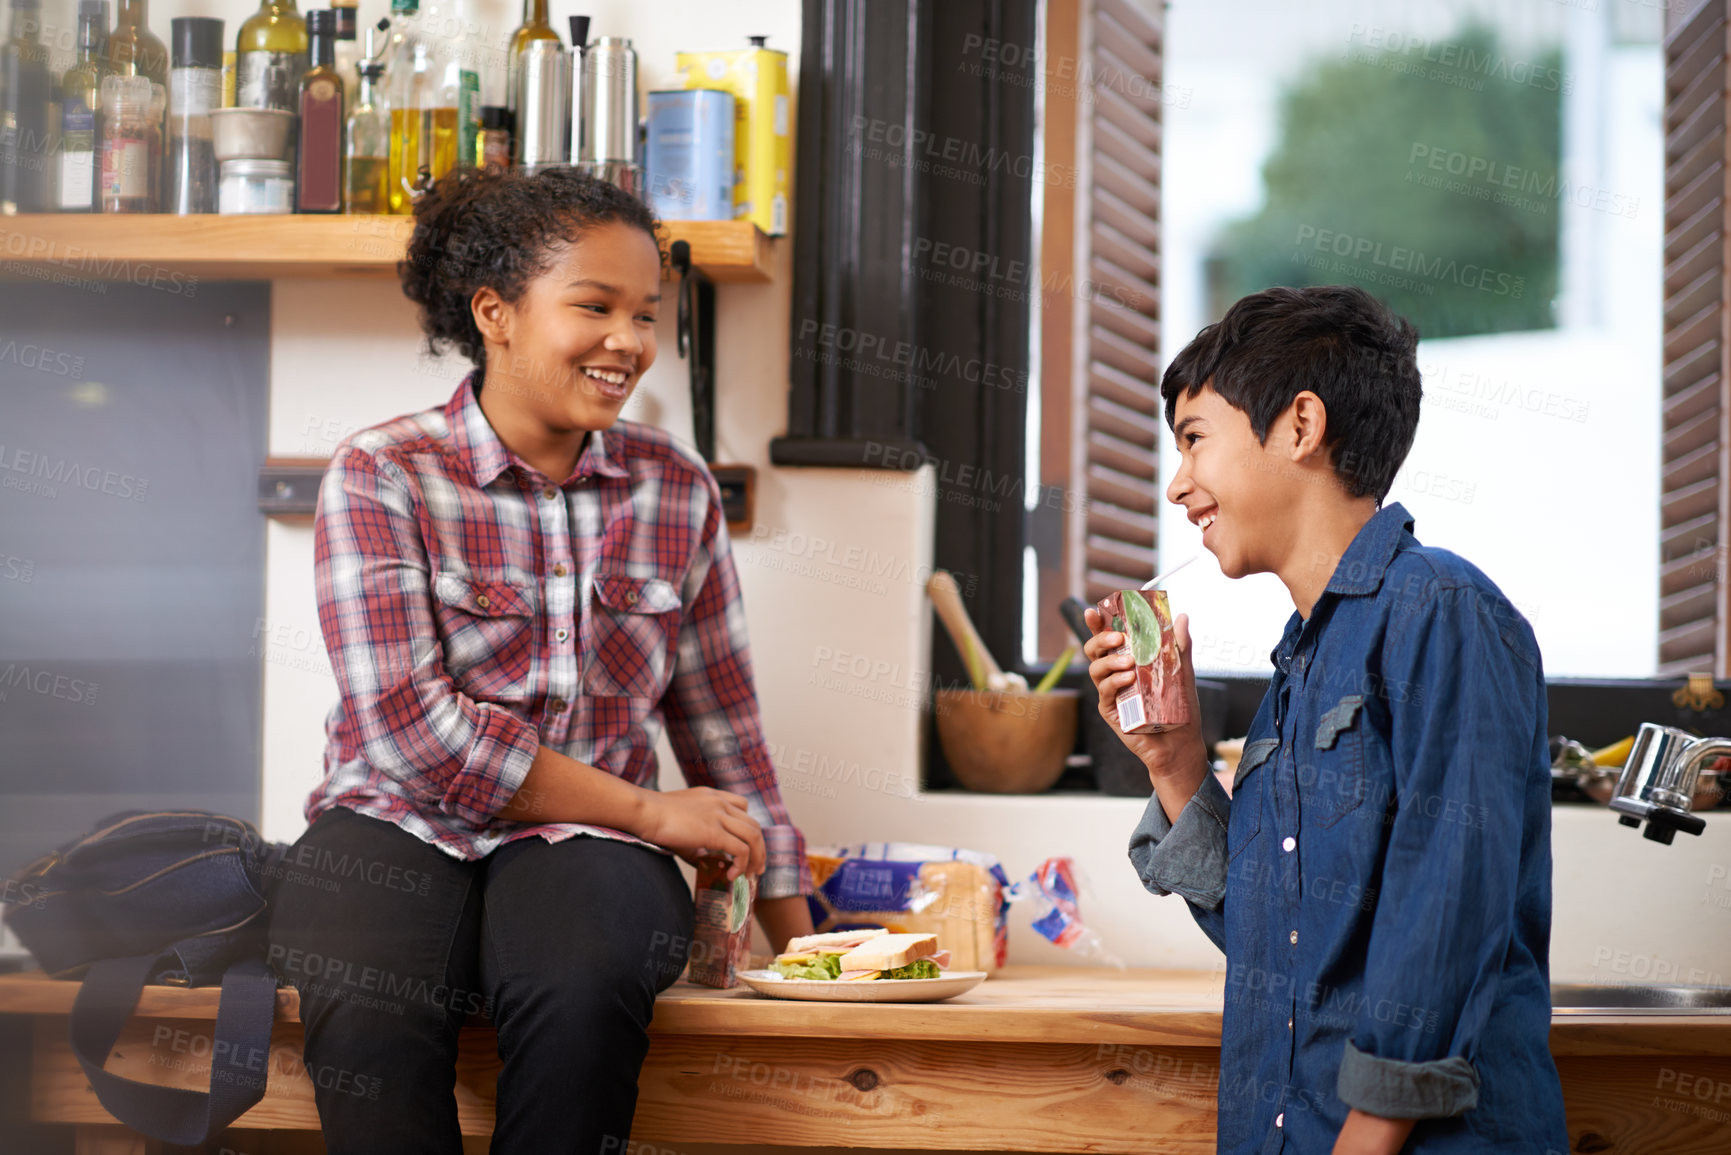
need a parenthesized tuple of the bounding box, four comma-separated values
(1129, 502, 1568, 1154)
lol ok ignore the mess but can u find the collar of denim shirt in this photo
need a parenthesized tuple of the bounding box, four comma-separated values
(1268, 500, 1417, 671)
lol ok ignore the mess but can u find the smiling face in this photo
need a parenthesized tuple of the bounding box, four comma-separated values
(472, 219, 663, 440)
(1165, 384, 1304, 580)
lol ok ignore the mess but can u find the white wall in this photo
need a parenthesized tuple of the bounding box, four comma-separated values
(45, 0, 1724, 980)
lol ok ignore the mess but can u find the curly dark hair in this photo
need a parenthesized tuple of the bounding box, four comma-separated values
(397, 167, 664, 377)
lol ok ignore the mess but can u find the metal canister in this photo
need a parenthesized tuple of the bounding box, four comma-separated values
(579, 36, 642, 196)
(514, 39, 569, 172)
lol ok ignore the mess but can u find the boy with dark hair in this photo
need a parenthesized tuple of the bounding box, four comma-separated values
(1084, 285, 1567, 1154)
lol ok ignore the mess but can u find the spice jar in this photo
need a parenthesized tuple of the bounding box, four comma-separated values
(100, 73, 163, 213)
(219, 157, 294, 213)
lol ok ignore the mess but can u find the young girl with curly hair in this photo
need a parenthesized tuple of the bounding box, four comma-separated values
(266, 168, 814, 1153)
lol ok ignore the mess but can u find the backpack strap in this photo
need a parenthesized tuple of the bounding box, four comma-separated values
(69, 953, 278, 1146)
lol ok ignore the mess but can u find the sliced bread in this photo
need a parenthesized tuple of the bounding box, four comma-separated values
(837, 932, 939, 972)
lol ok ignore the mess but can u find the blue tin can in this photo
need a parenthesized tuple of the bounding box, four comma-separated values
(645, 89, 736, 221)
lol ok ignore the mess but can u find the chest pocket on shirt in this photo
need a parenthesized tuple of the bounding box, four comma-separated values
(1228, 739, 1279, 865)
(582, 572, 683, 699)
(1305, 692, 1368, 826)
(432, 573, 537, 704)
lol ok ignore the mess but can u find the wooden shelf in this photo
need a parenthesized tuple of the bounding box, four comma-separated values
(0, 214, 772, 282)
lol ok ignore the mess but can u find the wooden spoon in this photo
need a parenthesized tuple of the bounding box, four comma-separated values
(926, 571, 1027, 690)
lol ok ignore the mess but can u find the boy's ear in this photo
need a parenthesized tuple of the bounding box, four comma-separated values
(471, 287, 511, 347)
(1286, 390, 1330, 464)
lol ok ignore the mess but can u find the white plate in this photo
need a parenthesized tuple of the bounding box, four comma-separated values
(737, 968, 989, 1003)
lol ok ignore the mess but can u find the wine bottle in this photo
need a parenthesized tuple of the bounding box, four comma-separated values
(57, 0, 109, 213)
(105, 0, 168, 207)
(296, 8, 342, 212)
(1, 0, 54, 213)
(235, 0, 307, 113)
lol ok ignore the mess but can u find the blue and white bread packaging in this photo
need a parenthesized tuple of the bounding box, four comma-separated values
(645, 88, 735, 221)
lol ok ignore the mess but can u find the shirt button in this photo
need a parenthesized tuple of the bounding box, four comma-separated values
(1282, 836, 1296, 853)
(552, 564, 568, 578)
(1275, 1113, 1284, 1128)
(475, 594, 490, 609)
(555, 628, 569, 642)
(542, 486, 558, 500)
(1287, 1017, 1293, 1030)
(550, 698, 568, 713)
(1289, 930, 1298, 945)
(625, 590, 638, 605)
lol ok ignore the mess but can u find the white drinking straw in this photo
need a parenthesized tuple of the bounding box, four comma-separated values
(1141, 553, 1200, 591)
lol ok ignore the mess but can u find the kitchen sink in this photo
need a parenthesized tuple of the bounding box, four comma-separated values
(1550, 984, 1731, 1013)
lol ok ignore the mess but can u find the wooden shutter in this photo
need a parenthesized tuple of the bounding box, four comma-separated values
(1036, 0, 1163, 657)
(1658, 1, 1731, 677)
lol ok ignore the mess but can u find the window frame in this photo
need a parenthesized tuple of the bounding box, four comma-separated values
(783, 0, 1731, 786)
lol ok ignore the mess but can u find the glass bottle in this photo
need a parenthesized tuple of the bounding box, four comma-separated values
(99, 72, 158, 212)
(235, 0, 306, 113)
(57, 0, 108, 213)
(166, 16, 221, 214)
(105, 0, 168, 207)
(386, 0, 454, 214)
(330, 0, 358, 119)
(1, 0, 54, 213)
(427, 0, 479, 171)
(504, 0, 556, 125)
(345, 52, 387, 212)
(476, 104, 508, 170)
(295, 8, 342, 212)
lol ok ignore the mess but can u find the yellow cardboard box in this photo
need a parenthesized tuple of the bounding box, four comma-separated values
(675, 43, 790, 236)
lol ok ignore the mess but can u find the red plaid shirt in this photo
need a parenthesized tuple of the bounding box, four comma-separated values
(308, 375, 811, 898)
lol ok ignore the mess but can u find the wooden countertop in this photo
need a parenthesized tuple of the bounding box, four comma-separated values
(4, 965, 1727, 1057)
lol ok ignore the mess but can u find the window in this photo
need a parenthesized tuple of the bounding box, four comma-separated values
(1026, 0, 1667, 680)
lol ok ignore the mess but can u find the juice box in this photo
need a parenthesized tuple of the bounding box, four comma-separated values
(688, 858, 755, 988)
(675, 41, 790, 236)
(1095, 589, 1190, 733)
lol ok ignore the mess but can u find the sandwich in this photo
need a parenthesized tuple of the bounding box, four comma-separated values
(771, 928, 951, 981)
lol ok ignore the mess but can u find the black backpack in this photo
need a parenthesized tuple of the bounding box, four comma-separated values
(4, 810, 289, 1145)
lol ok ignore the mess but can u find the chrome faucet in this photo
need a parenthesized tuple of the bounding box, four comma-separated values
(1608, 723, 1731, 843)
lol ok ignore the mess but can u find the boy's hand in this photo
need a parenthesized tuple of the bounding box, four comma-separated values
(1082, 606, 1209, 783)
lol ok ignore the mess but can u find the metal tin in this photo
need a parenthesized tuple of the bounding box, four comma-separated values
(514, 39, 569, 171)
(218, 158, 294, 214)
(645, 89, 734, 220)
(580, 36, 637, 165)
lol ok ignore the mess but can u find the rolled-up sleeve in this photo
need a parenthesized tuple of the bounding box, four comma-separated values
(1336, 582, 1539, 1119)
(1128, 768, 1236, 952)
(314, 443, 539, 824)
(661, 478, 811, 899)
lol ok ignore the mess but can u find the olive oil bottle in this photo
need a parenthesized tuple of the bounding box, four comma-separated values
(344, 27, 388, 213)
(385, 0, 455, 213)
(235, 0, 306, 112)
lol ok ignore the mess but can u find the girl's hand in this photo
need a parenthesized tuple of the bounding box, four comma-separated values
(637, 787, 766, 881)
(1082, 606, 1209, 784)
